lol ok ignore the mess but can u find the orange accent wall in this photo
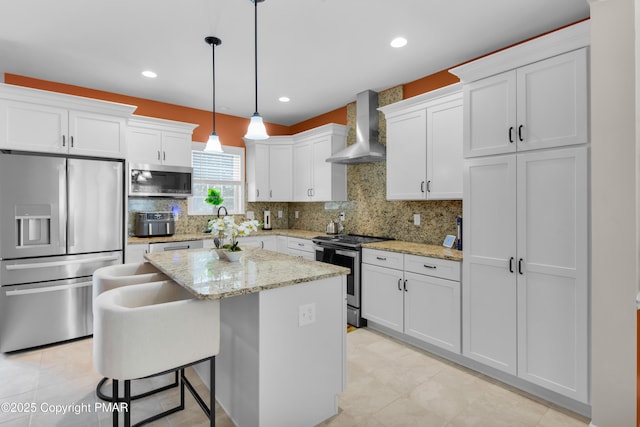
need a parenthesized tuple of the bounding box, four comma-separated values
(288, 106, 347, 135)
(403, 70, 460, 100)
(4, 74, 291, 147)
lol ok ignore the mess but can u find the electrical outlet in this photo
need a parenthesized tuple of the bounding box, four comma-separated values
(339, 211, 345, 221)
(246, 211, 255, 220)
(299, 303, 316, 327)
(295, 211, 299, 219)
(278, 210, 283, 218)
(414, 214, 421, 226)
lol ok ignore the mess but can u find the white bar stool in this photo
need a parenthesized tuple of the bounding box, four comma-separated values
(93, 280, 220, 427)
(92, 263, 172, 402)
(93, 262, 168, 301)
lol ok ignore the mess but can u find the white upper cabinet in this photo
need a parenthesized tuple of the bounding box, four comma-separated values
(245, 137, 293, 202)
(0, 84, 135, 158)
(451, 21, 589, 159)
(269, 143, 293, 201)
(246, 124, 348, 203)
(127, 116, 197, 167)
(293, 124, 348, 202)
(379, 85, 463, 200)
(463, 49, 588, 158)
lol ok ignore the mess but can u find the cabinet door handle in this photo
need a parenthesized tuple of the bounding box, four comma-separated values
(157, 150, 161, 160)
(509, 127, 514, 143)
(518, 258, 524, 275)
(420, 181, 425, 193)
(256, 189, 260, 197)
(423, 264, 437, 269)
(509, 257, 514, 273)
(70, 136, 74, 148)
(518, 125, 524, 142)
(397, 278, 402, 291)
(376, 256, 387, 261)
(261, 241, 264, 249)
(62, 135, 66, 147)
(426, 180, 431, 193)
(163, 151, 166, 161)
(403, 279, 408, 292)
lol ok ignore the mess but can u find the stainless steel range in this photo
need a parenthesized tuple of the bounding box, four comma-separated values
(312, 234, 392, 327)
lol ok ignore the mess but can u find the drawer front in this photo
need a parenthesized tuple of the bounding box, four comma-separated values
(362, 248, 403, 270)
(287, 237, 314, 253)
(404, 254, 460, 281)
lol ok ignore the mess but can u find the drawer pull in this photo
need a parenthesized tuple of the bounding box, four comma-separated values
(298, 243, 305, 247)
(376, 256, 387, 261)
(423, 264, 437, 269)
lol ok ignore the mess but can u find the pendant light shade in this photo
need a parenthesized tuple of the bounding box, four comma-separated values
(244, 0, 269, 140)
(204, 36, 224, 152)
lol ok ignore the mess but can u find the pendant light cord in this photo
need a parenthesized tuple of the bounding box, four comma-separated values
(212, 40, 216, 132)
(253, 0, 259, 114)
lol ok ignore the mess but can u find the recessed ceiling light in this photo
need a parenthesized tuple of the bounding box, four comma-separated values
(279, 96, 290, 103)
(390, 37, 407, 48)
(142, 70, 157, 78)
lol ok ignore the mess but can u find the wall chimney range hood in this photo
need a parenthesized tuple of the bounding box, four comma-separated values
(326, 90, 385, 164)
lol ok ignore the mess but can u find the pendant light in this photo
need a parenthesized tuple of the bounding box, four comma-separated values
(244, 0, 269, 140)
(204, 36, 224, 152)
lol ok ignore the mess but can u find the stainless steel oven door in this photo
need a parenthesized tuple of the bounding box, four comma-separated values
(314, 245, 360, 321)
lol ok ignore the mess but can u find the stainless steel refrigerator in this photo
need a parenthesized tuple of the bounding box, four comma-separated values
(0, 151, 123, 352)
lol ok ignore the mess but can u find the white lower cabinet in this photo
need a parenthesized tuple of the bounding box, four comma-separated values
(125, 243, 148, 264)
(276, 236, 289, 254)
(362, 249, 461, 353)
(237, 235, 276, 251)
(287, 237, 315, 260)
(463, 146, 588, 403)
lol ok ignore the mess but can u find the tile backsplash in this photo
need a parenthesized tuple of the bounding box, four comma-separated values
(128, 85, 462, 246)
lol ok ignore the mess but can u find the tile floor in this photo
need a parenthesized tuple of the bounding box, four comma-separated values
(0, 328, 590, 427)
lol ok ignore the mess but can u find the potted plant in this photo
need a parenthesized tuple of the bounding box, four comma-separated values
(205, 188, 226, 250)
(208, 216, 261, 262)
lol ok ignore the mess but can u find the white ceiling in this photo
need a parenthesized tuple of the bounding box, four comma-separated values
(0, 0, 589, 126)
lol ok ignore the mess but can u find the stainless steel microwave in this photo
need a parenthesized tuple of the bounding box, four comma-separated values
(128, 163, 193, 197)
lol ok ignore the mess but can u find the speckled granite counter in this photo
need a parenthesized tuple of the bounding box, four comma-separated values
(128, 229, 324, 244)
(362, 240, 463, 262)
(144, 246, 349, 300)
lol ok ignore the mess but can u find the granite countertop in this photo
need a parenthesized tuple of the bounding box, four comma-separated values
(362, 240, 463, 262)
(131, 229, 463, 261)
(128, 229, 323, 244)
(144, 247, 350, 300)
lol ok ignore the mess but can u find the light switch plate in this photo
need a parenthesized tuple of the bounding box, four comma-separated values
(278, 210, 283, 218)
(413, 214, 421, 226)
(247, 211, 255, 220)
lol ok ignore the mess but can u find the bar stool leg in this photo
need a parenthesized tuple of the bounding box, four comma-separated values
(210, 357, 215, 427)
(112, 379, 119, 427)
(124, 380, 131, 427)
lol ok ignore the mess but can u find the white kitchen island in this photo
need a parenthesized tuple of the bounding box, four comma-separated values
(144, 247, 349, 427)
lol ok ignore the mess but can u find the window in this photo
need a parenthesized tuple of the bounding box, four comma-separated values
(188, 145, 245, 215)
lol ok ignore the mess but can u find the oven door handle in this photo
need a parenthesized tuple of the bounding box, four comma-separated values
(335, 249, 357, 258)
(5, 281, 92, 296)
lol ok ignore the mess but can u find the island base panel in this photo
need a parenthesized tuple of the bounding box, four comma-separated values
(194, 275, 346, 427)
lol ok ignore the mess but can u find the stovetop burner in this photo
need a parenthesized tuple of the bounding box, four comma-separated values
(312, 234, 392, 249)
